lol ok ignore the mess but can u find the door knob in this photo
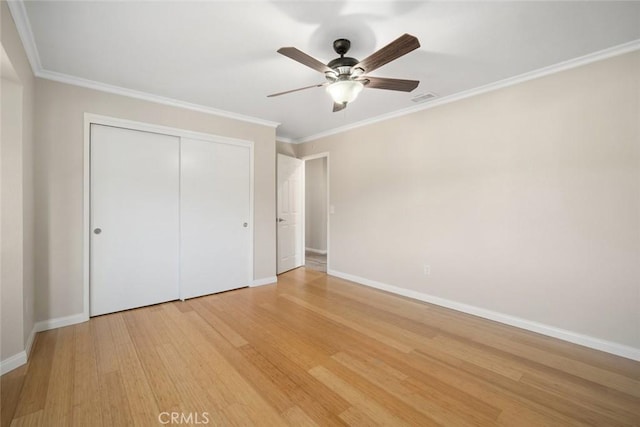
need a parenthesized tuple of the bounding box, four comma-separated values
(277, 218, 285, 223)
(94, 228, 102, 234)
(243, 222, 248, 228)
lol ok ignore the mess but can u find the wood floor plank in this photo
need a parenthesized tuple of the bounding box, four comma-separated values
(281, 294, 414, 353)
(311, 274, 639, 392)
(71, 322, 102, 427)
(307, 274, 531, 343)
(332, 351, 500, 426)
(110, 314, 161, 426)
(12, 331, 57, 419)
(188, 299, 297, 414)
(340, 345, 504, 423)
(121, 309, 182, 415)
(226, 296, 338, 367)
(190, 299, 248, 348)
(422, 348, 629, 426)
(429, 334, 525, 381)
(72, 322, 98, 406)
(433, 331, 640, 421)
(519, 372, 640, 425)
(338, 406, 378, 426)
(197, 299, 352, 422)
(309, 365, 414, 426)
(8, 409, 44, 427)
(36, 346, 79, 427)
(158, 303, 287, 426)
(509, 332, 640, 381)
(409, 348, 587, 426)
(154, 342, 224, 420)
(1, 363, 27, 427)
(281, 405, 319, 427)
(479, 335, 640, 398)
(91, 315, 118, 375)
(297, 277, 441, 339)
(236, 344, 347, 426)
(147, 305, 234, 420)
(3, 268, 639, 426)
(279, 287, 441, 352)
(98, 371, 134, 427)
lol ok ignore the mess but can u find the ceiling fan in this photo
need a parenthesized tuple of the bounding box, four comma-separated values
(268, 34, 421, 112)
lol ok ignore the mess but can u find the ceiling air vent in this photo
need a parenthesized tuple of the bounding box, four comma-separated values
(411, 92, 438, 103)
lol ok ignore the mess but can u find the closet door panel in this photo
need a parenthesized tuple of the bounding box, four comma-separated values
(180, 138, 251, 299)
(90, 125, 180, 316)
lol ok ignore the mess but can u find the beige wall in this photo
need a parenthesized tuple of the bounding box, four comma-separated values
(1, 1, 36, 365)
(296, 51, 640, 349)
(305, 157, 327, 252)
(34, 78, 276, 322)
(276, 140, 296, 156)
(1, 77, 24, 361)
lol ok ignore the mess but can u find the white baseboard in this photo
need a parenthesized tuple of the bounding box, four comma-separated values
(305, 247, 327, 255)
(251, 276, 278, 287)
(1, 313, 89, 375)
(25, 325, 36, 358)
(35, 313, 89, 332)
(0, 351, 27, 376)
(328, 269, 640, 361)
(0, 323, 38, 375)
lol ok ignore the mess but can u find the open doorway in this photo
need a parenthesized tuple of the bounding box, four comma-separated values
(303, 154, 329, 272)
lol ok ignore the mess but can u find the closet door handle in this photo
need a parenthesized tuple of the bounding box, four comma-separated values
(94, 228, 102, 234)
(277, 218, 285, 223)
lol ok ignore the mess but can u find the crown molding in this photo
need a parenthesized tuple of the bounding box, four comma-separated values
(6, 0, 42, 72)
(38, 69, 280, 128)
(291, 39, 640, 144)
(6, 0, 279, 129)
(7, 0, 639, 141)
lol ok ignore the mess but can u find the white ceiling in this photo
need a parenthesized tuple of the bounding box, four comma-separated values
(13, 1, 640, 141)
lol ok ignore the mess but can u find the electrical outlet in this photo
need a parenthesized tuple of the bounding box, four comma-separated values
(423, 264, 431, 276)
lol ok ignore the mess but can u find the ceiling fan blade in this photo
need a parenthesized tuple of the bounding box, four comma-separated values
(359, 76, 419, 92)
(277, 47, 334, 74)
(353, 34, 420, 74)
(333, 102, 346, 112)
(267, 82, 327, 98)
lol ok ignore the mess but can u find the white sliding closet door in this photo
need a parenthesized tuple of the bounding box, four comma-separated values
(90, 125, 180, 316)
(180, 138, 251, 299)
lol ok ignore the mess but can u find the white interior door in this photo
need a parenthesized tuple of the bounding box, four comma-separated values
(277, 154, 304, 274)
(180, 138, 251, 299)
(90, 125, 180, 316)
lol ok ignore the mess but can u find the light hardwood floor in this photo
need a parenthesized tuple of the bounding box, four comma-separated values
(2, 268, 640, 426)
(304, 251, 327, 273)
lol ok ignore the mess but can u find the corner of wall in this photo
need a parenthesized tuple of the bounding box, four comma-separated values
(2, 0, 40, 374)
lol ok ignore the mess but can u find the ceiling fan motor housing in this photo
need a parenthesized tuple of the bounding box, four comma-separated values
(327, 56, 359, 77)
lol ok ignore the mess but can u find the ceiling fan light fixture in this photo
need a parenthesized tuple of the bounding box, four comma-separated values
(326, 80, 364, 105)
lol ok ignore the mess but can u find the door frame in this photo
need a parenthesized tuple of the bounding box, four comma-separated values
(83, 113, 255, 318)
(301, 152, 330, 272)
